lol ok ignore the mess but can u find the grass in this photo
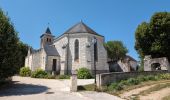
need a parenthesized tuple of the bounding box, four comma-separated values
(128, 82, 170, 100)
(78, 84, 95, 91)
(139, 83, 170, 96)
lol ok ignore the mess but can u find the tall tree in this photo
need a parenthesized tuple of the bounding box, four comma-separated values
(0, 9, 28, 79)
(135, 12, 170, 62)
(104, 41, 128, 62)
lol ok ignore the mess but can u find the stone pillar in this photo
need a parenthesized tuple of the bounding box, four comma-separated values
(70, 73, 77, 92)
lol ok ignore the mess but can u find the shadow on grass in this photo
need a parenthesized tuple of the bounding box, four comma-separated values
(0, 81, 49, 97)
(77, 84, 95, 91)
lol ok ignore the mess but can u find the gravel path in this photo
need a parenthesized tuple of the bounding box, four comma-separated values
(140, 87, 170, 100)
(120, 85, 156, 99)
(0, 76, 122, 100)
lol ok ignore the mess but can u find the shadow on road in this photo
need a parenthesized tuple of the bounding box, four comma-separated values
(0, 81, 49, 97)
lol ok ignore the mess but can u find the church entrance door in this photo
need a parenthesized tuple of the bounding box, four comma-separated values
(52, 59, 57, 71)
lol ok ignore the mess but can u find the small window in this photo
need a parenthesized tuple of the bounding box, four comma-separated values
(94, 42, 98, 61)
(47, 38, 49, 42)
(74, 39, 79, 61)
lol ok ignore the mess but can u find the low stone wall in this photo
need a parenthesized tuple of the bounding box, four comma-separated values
(96, 70, 169, 88)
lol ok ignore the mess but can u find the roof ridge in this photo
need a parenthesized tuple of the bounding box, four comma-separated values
(64, 21, 99, 35)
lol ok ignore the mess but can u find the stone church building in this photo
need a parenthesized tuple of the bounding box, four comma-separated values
(25, 22, 109, 75)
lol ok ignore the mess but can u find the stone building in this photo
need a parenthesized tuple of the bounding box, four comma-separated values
(108, 55, 138, 72)
(144, 55, 170, 71)
(25, 22, 109, 75)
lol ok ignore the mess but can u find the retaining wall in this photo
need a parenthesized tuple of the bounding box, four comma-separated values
(96, 70, 169, 88)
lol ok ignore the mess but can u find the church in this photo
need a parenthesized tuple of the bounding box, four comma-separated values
(25, 21, 109, 75)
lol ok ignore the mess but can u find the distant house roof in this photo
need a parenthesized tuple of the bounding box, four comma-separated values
(124, 55, 137, 62)
(107, 55, 137, 62)
(64, 21, 103, 36)
(44, 45, 60, 56)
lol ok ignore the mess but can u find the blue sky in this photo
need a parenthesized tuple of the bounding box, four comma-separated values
(0, 0, 170, 60)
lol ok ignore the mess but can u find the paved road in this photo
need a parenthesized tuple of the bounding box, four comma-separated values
(0, 76, 122, 100)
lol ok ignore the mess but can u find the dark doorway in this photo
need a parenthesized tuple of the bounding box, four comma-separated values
(151, 63, 161, 70)
(52, 59, 57, 71)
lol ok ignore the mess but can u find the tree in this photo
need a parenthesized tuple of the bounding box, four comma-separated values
(0, 9, 28, 79)
(104, 41, 128, 62)
(16, 42, 29, 73)
(135, 12, 170, 62)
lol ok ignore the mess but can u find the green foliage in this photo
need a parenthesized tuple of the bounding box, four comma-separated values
(0, 9, 19, 79)
(77, 68, 92, 79)
(135, 12, 170, 61)
(158, 73, 170, 80)
(127, 78, 140, 85)
(107, 73, 170, 91)
(31, 69, 48, 78)
(16, 42, 29, 73)
(108, 82, 124, 91)
(104, 41, 128, 62)
(57, 75, 70, 79)
(0, 9, 28, 80)
(19, 67, 31, 77)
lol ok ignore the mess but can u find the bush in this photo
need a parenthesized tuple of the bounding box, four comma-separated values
(31, 69, 48, 78)
(159, 73, 170, 80)
(19, 67, 31, 77)
(108, 82, 124, 91)
(137, 75, 149, 82)
(77, 68, 92, 79)
(127, 78, 140, 85)
(146, 75, 157, 81)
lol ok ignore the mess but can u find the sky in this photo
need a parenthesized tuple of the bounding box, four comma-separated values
(0, 0, 170, 60)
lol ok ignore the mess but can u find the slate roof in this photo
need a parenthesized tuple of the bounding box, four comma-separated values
(40, 27, 52, 38)
(64, 21, 101, 36)
(45, 27, 51, 34)
(44, 45, 60, 56)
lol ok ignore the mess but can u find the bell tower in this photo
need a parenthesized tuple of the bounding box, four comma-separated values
(40, 27, 54, 48)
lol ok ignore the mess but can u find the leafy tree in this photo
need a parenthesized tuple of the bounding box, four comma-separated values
(135, 12, 170, 62)
(16, 42, 29, 73)
(104, 41, 128, 62)
(0, 9, 28, 79)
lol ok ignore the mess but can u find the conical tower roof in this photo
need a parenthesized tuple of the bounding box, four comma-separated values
(45, 27, 51, 34)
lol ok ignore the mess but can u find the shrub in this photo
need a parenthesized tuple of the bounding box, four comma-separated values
(108, 82, 124, 91)
(137, 75, 149, 82)
(77, 68, 92, 79)
(159, 73, 170, 80)
(31, 69, 48, 78)
(19, 67, 31, 77)
(146, 75, 157, 81)
(127, 78, 140, 85)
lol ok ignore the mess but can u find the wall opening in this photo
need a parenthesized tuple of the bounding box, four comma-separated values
(151, 63, 161, 70)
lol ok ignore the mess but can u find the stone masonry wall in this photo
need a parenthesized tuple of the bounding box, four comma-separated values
(53, 33, 109, 75)
(96, 71, 169, 88)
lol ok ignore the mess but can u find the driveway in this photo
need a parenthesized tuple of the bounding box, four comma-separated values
(0, 76, 122, 100)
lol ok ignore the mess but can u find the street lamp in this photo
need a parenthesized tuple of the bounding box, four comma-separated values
(91, 36, 97, 90)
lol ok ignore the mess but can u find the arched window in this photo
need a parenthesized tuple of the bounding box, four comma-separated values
(74, 39, 79, 61)
(47, 38, 49, 42)
(94, 42, 98, 61)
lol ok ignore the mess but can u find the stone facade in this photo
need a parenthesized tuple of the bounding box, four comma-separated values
(25, 22, 109, 75)
(144, 55, 170, 71)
